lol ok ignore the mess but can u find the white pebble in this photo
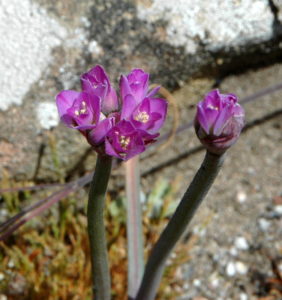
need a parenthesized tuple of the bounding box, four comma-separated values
(0, 273, 4, 281)
(183, 283, 189, 290)
(235, 261, 248, 275)
(229, 247, 238, 256)
(278, 262, 282, 274)
(0, 209, 8, 217)
(226, 262, 236, 277)
(193, 279, 201, 287)
(236, 191, 247, 203)
(274, 205, 282, 215)
(0, 295, 8, 300)
(210, 278, 219, 288)
(7, 260, 14, 268)
(239, 293, 248, 300)
(258, 218, 270, 231)
(234, 236, 249, 250)
(36, 102, 59, 130)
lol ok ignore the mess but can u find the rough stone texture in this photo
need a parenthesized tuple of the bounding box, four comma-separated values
(142, 63, 282, 300)
(0, 0, 282, 181)
(137, 0, 273, 53)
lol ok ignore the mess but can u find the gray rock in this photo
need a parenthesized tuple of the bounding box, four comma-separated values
(0, 0, 282, 181)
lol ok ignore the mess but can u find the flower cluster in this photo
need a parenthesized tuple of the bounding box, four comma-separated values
(195, 89, 245, 154)
(56, 65, 167, 160)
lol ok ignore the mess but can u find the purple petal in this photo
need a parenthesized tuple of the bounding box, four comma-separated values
(147, 86, 160, 98)
(105, 120, 145, 160)
(66, 92, 99, 128)
(203, 90, 220, 107)
(147, 98, 168, 132)
(120, 75, 131, 100)
(56, 90, 80, 120)
(121, 94, 137, 119)
(87, 117, 114, 145)
(131, 98, 164, 132)
(196, 104, 210, 134)
(102, 87, 119, 114)
(105, 138, 120, 158)
(80, 65, 110, 102)
(213, 104, 233, 136)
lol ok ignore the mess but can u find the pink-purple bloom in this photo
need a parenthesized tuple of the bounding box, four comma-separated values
(195, 89, 245, 154)
(56, 65, 167, 160)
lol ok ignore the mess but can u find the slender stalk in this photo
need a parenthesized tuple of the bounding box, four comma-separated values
(125, 156, 144, 299)
(135, 151, 225, 300)
(87, 154, 112, 300)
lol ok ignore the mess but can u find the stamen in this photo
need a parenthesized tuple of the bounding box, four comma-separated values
(207, 104, 219, 110)
(75, 101, 87, 116)
(134, 111, 149, 123)
(119, 135, 130, 149)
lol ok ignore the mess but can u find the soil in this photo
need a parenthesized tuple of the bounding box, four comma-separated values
(139, 63, 282, 300)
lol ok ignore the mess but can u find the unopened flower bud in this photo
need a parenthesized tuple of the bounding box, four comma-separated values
(195, 89, 245, 155)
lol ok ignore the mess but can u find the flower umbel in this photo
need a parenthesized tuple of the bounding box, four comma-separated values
(195, 89, 245, 154)
(56, 65, 167, 160)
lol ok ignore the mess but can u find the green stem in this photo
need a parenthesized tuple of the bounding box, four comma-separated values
(135, 151, 225, 300)
(87, 154, 112, 300)
(125, 156, 144, 299)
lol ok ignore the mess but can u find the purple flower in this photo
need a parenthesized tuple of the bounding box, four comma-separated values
(56, 65, 168, 160)
(195, 89, 245, 154)
(120, 69, 167, 134)
(128, 97, 167, 134)
(120, 69, 160, 107)
(81, 65, 119, 114)
(105, 120, 158, 160)
(56, 90, 101, 131)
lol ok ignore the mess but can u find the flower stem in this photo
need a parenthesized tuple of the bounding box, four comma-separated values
(125, 156, 144, 299)
(135, 151, 225, 300)
(87, 154, 112, 300)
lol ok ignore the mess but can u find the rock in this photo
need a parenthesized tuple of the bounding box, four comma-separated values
(0, 0, 282, 181)
(239, 293, 248, 300)
(229, 247, 238, 256)
(193, 279, 201, 287)
(226, 261, 236, 277)
(235, 261, 248, 275)
(236, 191, 247, 203)
(274, 205, 282, 215)
(258, 218, 271, 232)
(234, 236, 249, 250)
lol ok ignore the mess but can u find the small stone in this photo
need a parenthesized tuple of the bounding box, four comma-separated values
(193, 279, 201, 287)
(236, 191, 247, 203)
(274, 205, 282, 215)
(7, 260, 14, 268)
(239, 293, 248, 300)
(0, 209, 8, 217)
(234, 236, 249, 250)
(183, 283, 189, 290)
(278, 262, 282, 274)
(0, 295, 8, 300)
(226, 262, 236, 277)
(229, 247, 238, 256)
(0, 273, 4, 281)
(210, 276, 219, 288)
(235, 261, 248, 275)
(258, 218, 271, 231)
(36, 102, 59, 130)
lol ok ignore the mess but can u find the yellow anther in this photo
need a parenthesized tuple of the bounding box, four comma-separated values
(75, 101, 87, 116)
(207, 104, 219, 110)
(134, 111, 149, 123)
(119, 135, 130, 149)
